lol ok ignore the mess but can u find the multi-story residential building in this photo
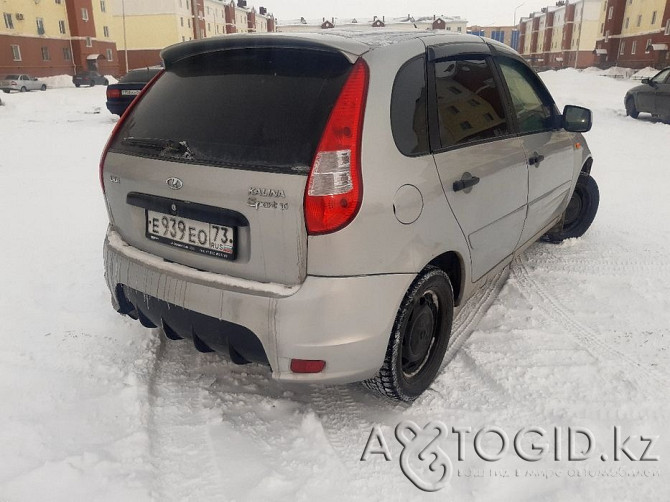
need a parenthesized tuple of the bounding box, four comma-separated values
(112, 0, 275, 72)
(518, 0, 603, 69)
(468, 25, 520, 50)
(1, 0, 118, 77)
(277, 15, 468, 33)
(595, 0, 670, 68)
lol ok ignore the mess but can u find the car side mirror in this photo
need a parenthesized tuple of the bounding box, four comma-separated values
(642, 77, 651, 85)
(562, 105, 592, 133)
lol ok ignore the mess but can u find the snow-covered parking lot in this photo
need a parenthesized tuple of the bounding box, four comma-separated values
(0, 69, 669, 501)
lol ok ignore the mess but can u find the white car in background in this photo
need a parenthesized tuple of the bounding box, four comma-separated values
(1, 74, 47, 93)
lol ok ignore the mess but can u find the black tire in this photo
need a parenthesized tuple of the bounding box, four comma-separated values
(625, 97, 639, 119)
(2, 90, 9, 94)
(40, 84, 47, 91)
(542, 174, 599, 243)
(89, 80, 95, 87)
(20, 86, 27, 92)
(103, 79, 109, 86)
(363, 267, 454, 402)
(75, 83, 81, 88)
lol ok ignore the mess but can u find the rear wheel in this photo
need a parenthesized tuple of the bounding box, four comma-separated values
(542, 174, 599, 243)
(2, 90, 9, 94)
(75, 83, 81, 88)
(625, 97, 639, 119)
(363, 267, 454, 402)
(89, 80, 95, 87)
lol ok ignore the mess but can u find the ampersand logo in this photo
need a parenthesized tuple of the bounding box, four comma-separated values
(395, 420, 452, 491)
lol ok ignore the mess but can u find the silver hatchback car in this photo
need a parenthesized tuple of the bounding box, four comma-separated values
(101, 31, 598, 401)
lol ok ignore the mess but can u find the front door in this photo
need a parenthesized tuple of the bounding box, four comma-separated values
(428, 49, 528, 281)
(496, 56, 575, 245)
(652, 68, 670, 117)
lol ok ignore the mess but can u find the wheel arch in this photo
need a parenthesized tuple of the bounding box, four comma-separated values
(580, 156, 593, 176)
(427, 251, 464, 306)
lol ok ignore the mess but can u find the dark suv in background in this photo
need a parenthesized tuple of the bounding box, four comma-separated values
(73, 70, 108, 87)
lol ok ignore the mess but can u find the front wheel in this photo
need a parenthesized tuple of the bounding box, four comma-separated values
(40, 84, 47, 91)
(363, 267, 454, 402)
(542, 174, 599, 243)
(20, 86, 27, 92)
(625, 97, 639, 119)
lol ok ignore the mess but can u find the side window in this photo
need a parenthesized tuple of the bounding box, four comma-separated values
(433, 56, 510, 149)
(391, 56, 429, 156)
(651, 68, 670, 84)
(497, 58, 555, 134)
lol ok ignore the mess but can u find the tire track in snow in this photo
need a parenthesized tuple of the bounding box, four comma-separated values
(145, 336, 227, 501)
(511, 255, 670, 392)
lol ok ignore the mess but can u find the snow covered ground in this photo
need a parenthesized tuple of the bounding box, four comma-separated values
(0, 69, 668, 501)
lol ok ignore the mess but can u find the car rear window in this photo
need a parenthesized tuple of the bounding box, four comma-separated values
(119, 69, 161, 83)
(109, 48, 352, 173)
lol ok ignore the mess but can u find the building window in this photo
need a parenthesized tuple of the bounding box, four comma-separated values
(625, 17, 629, 29)
(619, 40, 625, 55)
(103, 25, 109, 37)
(4, 12, 14, 29)
(59, 20, 66, 34)
(63, 47, 72, 60)
(666, 19, 670, 35)
(651, 11, 657, 25)
(636, 15, 641, 27)
(85, 36, 92, 47)
(41, 46, 50, 61)
(11, 44, 21, 61)
(188, 18, 191, 28)
(82, 8, 89, 21)
(180, 17, 184, 26)
(36, 17, 45, 35)
(106, 48, 113, 61)
(100, 0, 106, 13)
(600, 23, 604, 34)
(608, 6, 613, 20)
(457, 26, 462, 32)
(631, 40, 637, 54)
(645, 38, 652, 53)
(56, 0, 62, 4)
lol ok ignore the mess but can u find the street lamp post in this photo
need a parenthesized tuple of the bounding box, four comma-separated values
(514, 1, 526, 27)
(122, 0, 129, 73)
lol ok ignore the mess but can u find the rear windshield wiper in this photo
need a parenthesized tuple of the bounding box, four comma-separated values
(122, 137, 195, 160)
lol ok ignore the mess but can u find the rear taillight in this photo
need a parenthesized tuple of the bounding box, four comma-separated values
(304, 59, 369, 235)
(99, 70, 164, 193)
(106, 88, 121, 99)
(10, 81, 17, 86)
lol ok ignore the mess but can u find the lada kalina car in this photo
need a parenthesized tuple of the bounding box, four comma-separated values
(100, 31, 599, 402)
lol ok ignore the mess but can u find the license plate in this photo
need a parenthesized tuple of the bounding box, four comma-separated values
(121, 89, 141, 96)
(146, 210, 235, 260)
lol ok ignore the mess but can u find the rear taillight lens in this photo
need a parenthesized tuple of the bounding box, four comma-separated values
(99, 70, 164, 193)
(10, 81, 17, 86)
(106, 88, 121, 99)
(304, 59, 369, 235)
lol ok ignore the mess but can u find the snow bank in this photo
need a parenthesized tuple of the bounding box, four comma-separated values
(41, 74, 75, 88)
(631, 66, 661, 80)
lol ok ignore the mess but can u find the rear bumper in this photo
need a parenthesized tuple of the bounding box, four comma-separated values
(106, 101, 130, 116)
(104, 227, 413, 384)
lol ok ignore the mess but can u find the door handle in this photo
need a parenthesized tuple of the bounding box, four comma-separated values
(453, 174, 480, 192)
(528, 152, 545, 166)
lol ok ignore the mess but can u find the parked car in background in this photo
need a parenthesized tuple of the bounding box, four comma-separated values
(73, 71, 109, 88)
(100, 32, 598, 402)
(625, 67, 670, 123)
(106, 67, 162, 116)
(1, 74, 47, 93)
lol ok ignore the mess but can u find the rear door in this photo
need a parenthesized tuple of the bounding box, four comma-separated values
(103, 47, 354, 286)
(652, 68, 670, 117)
(427, 44, 528, 281)
(495, 55, 575, 245)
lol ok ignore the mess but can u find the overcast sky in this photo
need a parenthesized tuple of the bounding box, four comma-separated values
(269, 0, 555, 27)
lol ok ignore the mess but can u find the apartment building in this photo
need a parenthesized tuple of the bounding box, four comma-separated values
(278, 15, 467, 33)
(518, 0, 603, 69)
(595, 0, 670, 68)
(468, 25, 520, 50)
(113, 0, 275, 72)
(1, 0, 118, 77)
